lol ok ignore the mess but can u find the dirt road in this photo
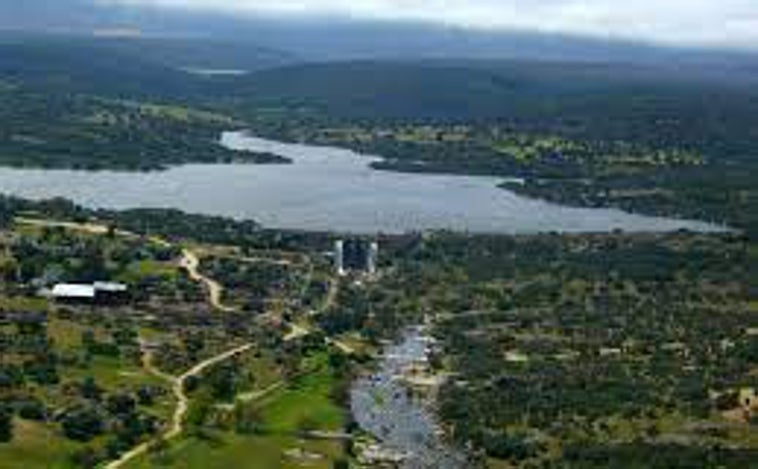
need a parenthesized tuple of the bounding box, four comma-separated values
(179, 248, 236, 312)
(105, 342, 253, 469)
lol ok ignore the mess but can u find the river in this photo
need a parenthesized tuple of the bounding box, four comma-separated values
(350, 327, 468, 468)
(0, 130, 723, 234)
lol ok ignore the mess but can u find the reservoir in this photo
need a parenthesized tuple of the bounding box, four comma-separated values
(0, 131, 722, 234)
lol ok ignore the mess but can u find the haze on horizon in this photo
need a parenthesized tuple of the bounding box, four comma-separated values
(96, 0, 758, 50)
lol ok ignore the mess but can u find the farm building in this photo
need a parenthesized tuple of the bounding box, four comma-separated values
(50, 282, 129, 304)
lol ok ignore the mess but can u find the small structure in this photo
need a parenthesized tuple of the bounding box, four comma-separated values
(50, 282, 129, 305)
(51, 284, 97, 302)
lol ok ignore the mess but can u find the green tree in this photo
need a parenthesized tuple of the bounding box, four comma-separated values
(233, 402, 262, 435)
(0, 407, 13, 443)
(61, 406, 104, 442)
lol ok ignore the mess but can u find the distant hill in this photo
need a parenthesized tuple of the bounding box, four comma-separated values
(1, 33, 756, 162)
(88, 36, 297, 72)
(2, 1, 757, 69)
(229, 59, 758, 116)
(0, 35, 192, 97)
(223, 60, 758, 157)
(232, 19, 758, 67)
(0, 33, 295, 97)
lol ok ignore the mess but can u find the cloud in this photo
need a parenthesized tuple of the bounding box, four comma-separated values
(97, 0, 758, 49)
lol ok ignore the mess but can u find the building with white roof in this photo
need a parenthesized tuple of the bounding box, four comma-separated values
(51, 284, 97, 300)
(50, 282, 129, 303)
(93, 282, 128, 293)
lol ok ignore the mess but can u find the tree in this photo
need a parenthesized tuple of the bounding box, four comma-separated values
(296, 415, 319, 434)
(106, 393, 136, 417)
(0, 257, 18, 282)
(80, 376, 102, 400)
(0, 407, 13, 443)
(61, 406, 104, 442)
(332, 460, 349, 469)
(136, 385, 157, 406)
(233, 402, 262, 435)
(186, 390, 213, 434)
(208, 364, 239, 401)
(18, 399, 46, 421)
(69, 447, 100, 469)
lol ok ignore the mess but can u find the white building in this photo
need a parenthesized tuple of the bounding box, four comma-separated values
(334, 240, 345, 276)
(93, 282, 128, 293)
(50, 282, 129, 303)
(51, 284, 96, 300)
(368, 242, 379, 275)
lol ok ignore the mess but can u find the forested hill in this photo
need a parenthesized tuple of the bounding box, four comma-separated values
(226, 60, 758, 156)
(0, 35, 295, 98)
(0, 37, 194, 98)
(3, 34, 757, 157)
(3, 36, 758, 167)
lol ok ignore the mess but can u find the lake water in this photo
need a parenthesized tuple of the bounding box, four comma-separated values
(0, 130, 722, 234)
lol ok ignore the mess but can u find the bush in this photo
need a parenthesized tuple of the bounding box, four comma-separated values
(0, 407, 13, 442)
(61, 406, 104, 442)
(17, 399, 46, 421)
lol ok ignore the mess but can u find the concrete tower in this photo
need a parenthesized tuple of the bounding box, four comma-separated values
(334, 240, 345, 276)
(368, 241, 379, 275)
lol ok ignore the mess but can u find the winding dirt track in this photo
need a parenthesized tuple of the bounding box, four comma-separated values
(179, 248, 236, 312)
(105, 343, 254, 469)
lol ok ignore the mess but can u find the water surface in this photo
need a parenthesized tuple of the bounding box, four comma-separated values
(350, 327, 468, 468)
(0, 131, 722, 234)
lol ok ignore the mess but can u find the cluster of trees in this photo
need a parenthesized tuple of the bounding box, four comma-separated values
(0, 310, 164, 463)
(508, 159, 758, 239)
(58, 384, 162, 465)
(254, 120, 703, 181)
(199, 257, 306, 313)
(367, 232, 758, 465)
(0, 316, 59, 393)
(0, 86, 288, 171)
(561, 443, 758, 468)
(96, 207, 332, 254)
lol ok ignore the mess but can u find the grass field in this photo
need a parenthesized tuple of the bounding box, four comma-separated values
(124, 352, 347, 469)
(126, 433, 343, 469)
(0, 420, 82, 469)
(124, 260, 178, 281)
(235, 351, 283, 396)
(47, 316, 91, 350)
(257, 355, 345, 435)
(63, 354, 167, 392)
(0, 296, 49, 312)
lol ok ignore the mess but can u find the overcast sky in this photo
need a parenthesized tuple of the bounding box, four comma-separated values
(99, 0, 757, 49)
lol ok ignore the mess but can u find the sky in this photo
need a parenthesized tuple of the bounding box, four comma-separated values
(97, 0, 758, 50)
